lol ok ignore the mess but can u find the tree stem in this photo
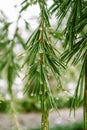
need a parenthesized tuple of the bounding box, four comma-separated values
(41, 88, 49, 130)
(84, 58, 87, 130)
(39, 1, 49, 129)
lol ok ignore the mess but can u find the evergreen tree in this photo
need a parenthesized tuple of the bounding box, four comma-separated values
(0, 0, 87, 130)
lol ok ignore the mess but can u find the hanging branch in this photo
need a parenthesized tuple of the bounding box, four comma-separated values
(84, 54, 87, 129)
(22, 0, 65, 130)
(50, 0, 87, 128)
(0, 11, 26, 130)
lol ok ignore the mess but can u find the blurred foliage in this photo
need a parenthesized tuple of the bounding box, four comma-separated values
(30, 122, 83, 130)
(0, 94, 4, 103)
(0, 97, 83, 113)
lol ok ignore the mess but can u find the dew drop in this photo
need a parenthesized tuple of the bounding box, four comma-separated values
(41, 122, 44, 126)
(36, 68, 40, 72)
(53, 33, 56, 36)
(30, 93, 34, 96)
(39, 91, 42, 95)
(40, 81, 43, 85)
(39, 27, 42, 31)
(66, 98, 69, 101)
(39, 50, 43, 54)
(56, 97, 59, 100)
(35, 60, 38, 63)
(43, 64, 45, 68)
